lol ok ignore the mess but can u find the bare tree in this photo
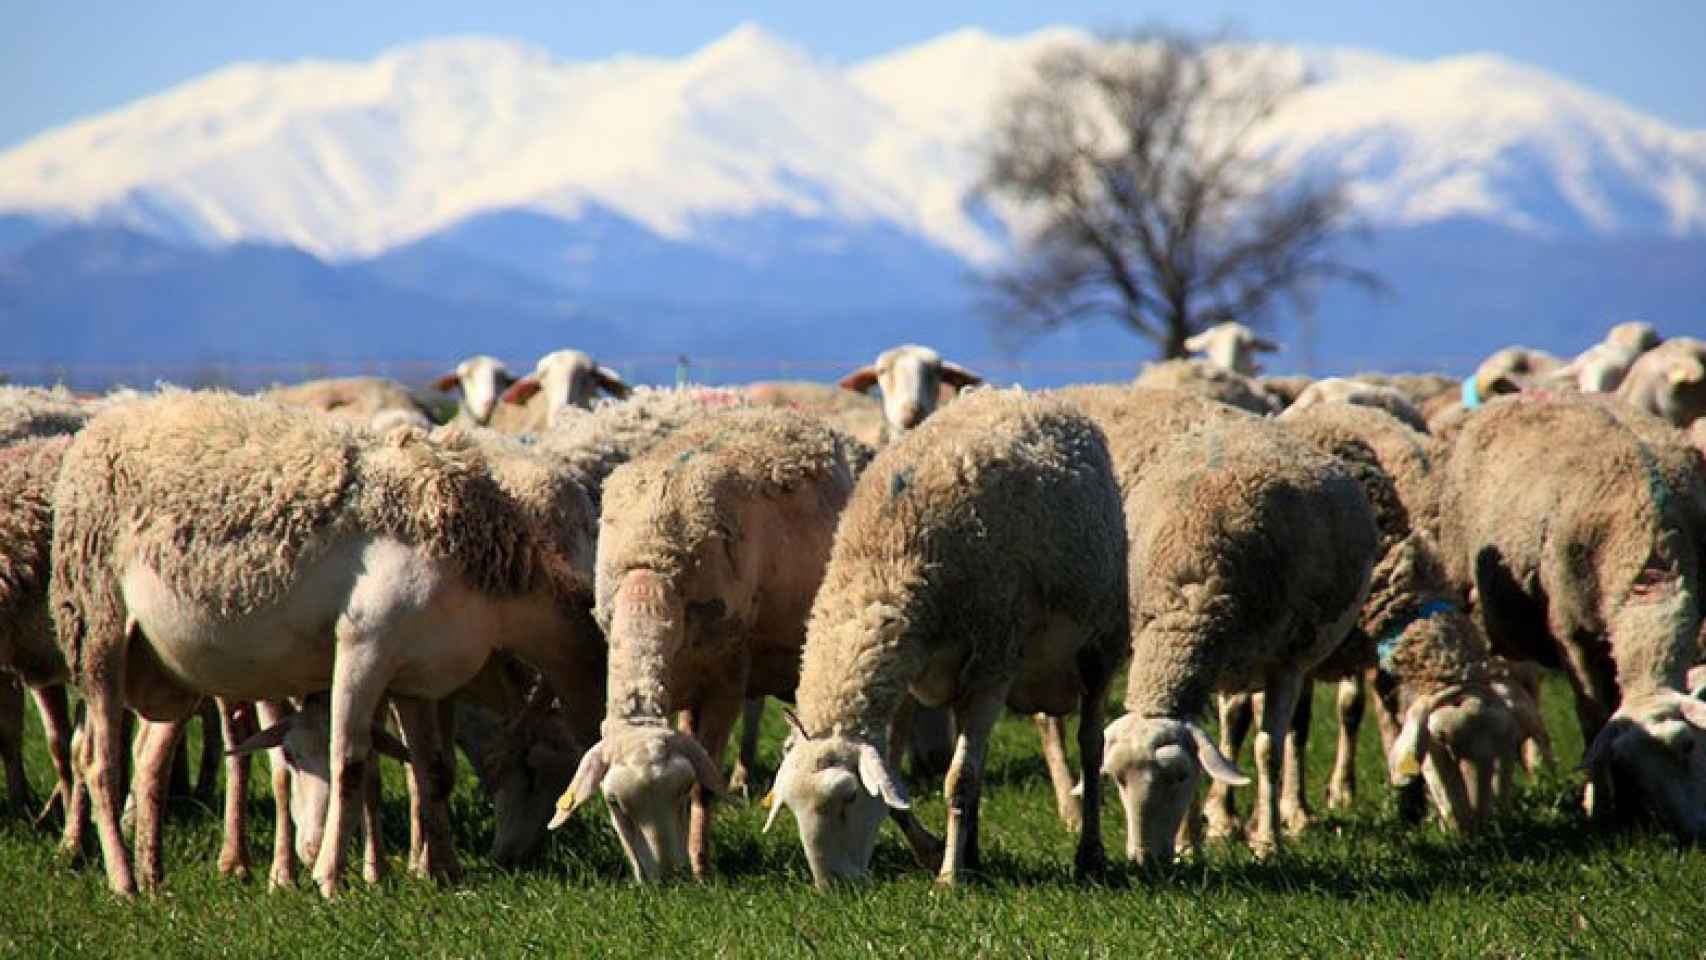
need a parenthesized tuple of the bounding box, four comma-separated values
(980, 30, 1378, 359)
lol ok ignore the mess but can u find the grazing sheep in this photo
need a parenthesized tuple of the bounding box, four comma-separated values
(262, 375, 431, 424)
(0, 436, 76, 830)
(765, 390, 1128, 887)
(1133, 359, 1280, 415)
(501, 350, 632, 430)
(50, 391, 602, 897)
(1438, 395, 1706, 838)
(1547, 321, 1663, 394)
(551, 408, 863, 881)
(745, 380, 888, 449)
(1286, 378, 1430, 433)
(0, 386, 92, 444)
(837, 344, 983, 435)
(1617, 336, 1706, 429)
(1184, 322, 1280, 376)
(1095, 409, 1379, 863)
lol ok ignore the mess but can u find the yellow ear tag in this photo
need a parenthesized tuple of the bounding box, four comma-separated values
(1393, 754, 1422, 779)
(760, 790, 774, 809)
(556, 790, 576, 812)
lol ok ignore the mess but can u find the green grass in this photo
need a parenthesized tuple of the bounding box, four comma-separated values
(1, 678, 1702, 958)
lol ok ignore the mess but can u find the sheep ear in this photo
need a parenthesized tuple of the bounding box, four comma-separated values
(371, 727, 412, 763)
(431, 372, 462, 392)
(1388, 697, 1435, 783)
(1580, 718, 1626, 773)
(1677, 695, 1706, 731)
(549, 741, 607, 829)
(939, 361, 983, 389)
(1186, 722, 1249, 786)
(228, 718, 295, 757)
(502, 376, 542, 404)
(839, 367, 879, 393)
(762, 753, 794, 833)
(857, 743, 910, 810)
(1250, 337, 1280, 353)
(594, 366, 631, 399)
(670, 733, 726, 797)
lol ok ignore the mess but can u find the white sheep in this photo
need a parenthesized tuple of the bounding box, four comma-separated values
(1545, 321, 1662, 394)
(1092, 401, 1379, 862)
(50, 391, 603, 897)
(501, 349, 632, 430)
(549, 407, 864, 881)
(764, 389, 1129, 886)
(837, 344, 984, 435)
(1616, 336, 1706, 429)
(1184, 322, 1280, 376)
(261, 375, 432, 424)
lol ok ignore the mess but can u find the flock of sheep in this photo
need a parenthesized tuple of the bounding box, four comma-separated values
(0, 325, 1704, 899)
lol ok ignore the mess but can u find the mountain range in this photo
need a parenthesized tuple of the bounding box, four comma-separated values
(2, 25, 1703, 389)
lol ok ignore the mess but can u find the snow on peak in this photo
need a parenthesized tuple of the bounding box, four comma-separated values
(0, 27, 1703, 264)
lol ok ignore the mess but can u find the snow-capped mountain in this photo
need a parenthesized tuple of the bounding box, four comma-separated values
(3, 25, 1705, 384)
(4, 24, 1704, 264)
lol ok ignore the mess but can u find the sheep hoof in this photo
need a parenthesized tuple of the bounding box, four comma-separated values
(1247, 833, 1280, 860)
(217, 854, 250, 880)
(1281, 806, 1312, 836)
(1203, 815, 1244, 843)
(1326, 783, 1354, 811)
(1073, 847, 1107, 882)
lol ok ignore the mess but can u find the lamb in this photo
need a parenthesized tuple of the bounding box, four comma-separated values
(1092, 406, 1379, 863)
(1437, 395, 1706, 838)
(745, 380, 888, 449)
(1285, 378, 1430, 433)
(1616, 336, 1706, 429)
(1184, 322, 1280, 376)
(50, 391, 603, 897)
(1133, 359, 1281, 414)
(501, 349, 632, 430)
(1546, 321, 1662, 394)
(837, 344, 984, 435)
(261, 375, 432, 424)
(549, 407, 864, 881)
(764, 389, 1128, 887)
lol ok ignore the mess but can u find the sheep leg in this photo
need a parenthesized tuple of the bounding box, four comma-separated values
(392, 695, 461, 885)
(194, 699, 223, 807)
(1561, 662, 1617, 822)
(1280, 682, 1314, 835)
(1421, 747, 1473, 835)
(166, 718, 193, 803)
(31, 685, 73, 829)
(129, 717, 182, 893)
(215, 698, 253, 879)
(685, 696, 741, 880)
(0, 679, 36, 816)
(60, 707, 92, 863)
(1326, 677, 1364, 811)
(1249, 670, 1304, 859)
(1370, 669, 1426, 823)
(937, 689, 1005, 885)
(1072, 658, 1111, 880)
(910, 705, 956, 780)
(311, 662, 389, 899)
(728, 698, 764, 799)
(361, 760, 386, 886)
(255, 700, 297, 890)
(1034, 714, 1081, 833)
(1204, 693, 1252, 841)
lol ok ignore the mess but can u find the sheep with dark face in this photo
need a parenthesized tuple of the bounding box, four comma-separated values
(1438, 395, 1706, 838)
(765, 390, 1128, 887)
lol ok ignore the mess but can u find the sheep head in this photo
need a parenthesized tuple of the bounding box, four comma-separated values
(548, 720, 723, 882)
(1099, 713, 1247, 865)
(839, 344, 982, 434)
(1581, 689, 1706, 839)
(436, 355, 515, 425)
(1386, 684, 1526, 834)
(763, 720, 907, 889)
(1183, 322, 1279, 376)
(503, 350, 630, 424)
(227, 694, 410, 867)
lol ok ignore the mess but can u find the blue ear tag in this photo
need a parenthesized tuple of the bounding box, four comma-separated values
(1460, 376, 1481, 410)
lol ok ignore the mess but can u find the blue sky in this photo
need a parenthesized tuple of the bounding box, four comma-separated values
(6, 0, 1704, 149)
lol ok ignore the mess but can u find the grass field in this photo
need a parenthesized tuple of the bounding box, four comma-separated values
(1, 678, 1702, 958)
